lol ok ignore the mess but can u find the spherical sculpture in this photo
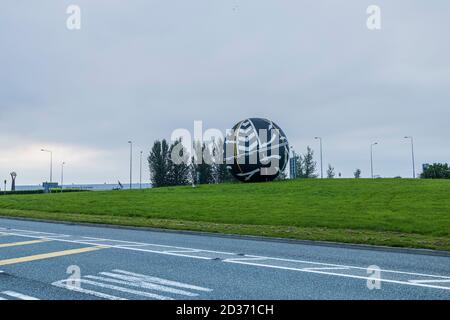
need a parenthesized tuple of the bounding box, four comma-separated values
(225, 118, 289, 182)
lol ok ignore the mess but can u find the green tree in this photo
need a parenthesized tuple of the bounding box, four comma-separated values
(148, 139, 170, 187)
(191, 141, 214, 185)
(295, 154, 305, 178)
(296, 146, 317, 178)
(167, 138, 190, 186)
(149, 139, 190, 187)
(198, 143, 214, 184)
(420, 163, 450, 179)
(212, 138, 233, 183)
(327, 164, 335, 178)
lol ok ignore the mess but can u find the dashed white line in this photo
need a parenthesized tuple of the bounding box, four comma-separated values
(1, 291, 39, 300)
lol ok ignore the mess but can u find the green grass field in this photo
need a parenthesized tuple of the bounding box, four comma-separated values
(0, 179, 449, 251)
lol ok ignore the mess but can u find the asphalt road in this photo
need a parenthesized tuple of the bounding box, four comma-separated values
(0, 217, 449, 300)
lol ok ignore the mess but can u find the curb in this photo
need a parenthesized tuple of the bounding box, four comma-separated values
(1, 215, 450, 258)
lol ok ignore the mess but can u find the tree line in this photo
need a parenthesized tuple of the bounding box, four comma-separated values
(147, 139, 449, 187)
(293, 146, 363, 179)
(148, 139, 233, 187)
(421, 163, 450, 179)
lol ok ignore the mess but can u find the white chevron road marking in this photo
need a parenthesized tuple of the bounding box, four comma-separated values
(70, 278, 173, 300)
(1, 291, 39, 300)
(52, 280, 127, 300)
(87, 274, 198, 297)
(52, 269, 212, 300)
(112, 269, 213, 292)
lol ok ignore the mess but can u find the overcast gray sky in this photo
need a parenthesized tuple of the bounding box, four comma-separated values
(1, 0, 449, 185)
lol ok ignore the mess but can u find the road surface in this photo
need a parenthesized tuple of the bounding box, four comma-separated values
(0, 217, 449, 300)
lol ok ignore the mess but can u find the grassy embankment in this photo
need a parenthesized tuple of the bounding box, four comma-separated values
(0, 179, 449, 251)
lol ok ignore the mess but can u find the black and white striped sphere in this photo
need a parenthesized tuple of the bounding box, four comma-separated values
(225, 118, 289, 182)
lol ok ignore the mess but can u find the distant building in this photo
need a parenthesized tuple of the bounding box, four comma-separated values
(290, 155, 298, 179)
(42, 182, 59, 193)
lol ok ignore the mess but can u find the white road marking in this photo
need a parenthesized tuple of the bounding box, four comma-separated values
(74, 279, 173, 300)
(112, 269, 213, 292)
(52, 280, 127, 300)
(53, 269, 212, 300)
(1, 227, 236, 255)
(86, 274, 198, 297)
(224, 257, 269, 262)
(409, 279, 450, 284)
(1, 291, 39, 300)
(226, 260, 450, 291)
(3, 227, 450, 292)
(164, 249, 202, 253)
(303, 267, 351, 271)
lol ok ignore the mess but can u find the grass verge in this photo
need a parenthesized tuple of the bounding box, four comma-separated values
(0, 179, 449, 251)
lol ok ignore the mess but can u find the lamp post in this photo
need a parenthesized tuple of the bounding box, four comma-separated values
(61, 162, 66, 193)
(139, 151, 144, 189)
(128, 141, 133, 189)
(370, 142, 378, 179)
(314, 137, 323, 179)
(404, 136, 416, 179)
(41, 149, 53, 183)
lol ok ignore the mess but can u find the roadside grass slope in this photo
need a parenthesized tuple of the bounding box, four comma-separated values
(0, 179, 449, 250)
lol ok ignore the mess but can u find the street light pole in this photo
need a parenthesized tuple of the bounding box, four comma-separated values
(41, 149, 53, 183)
(61, 162, 66, 193)
(315, 137, 323, 179)
(370, 142, 378, 179)
(290, 146, 296, 179)
(128, 141, 133, 189)
(404, 136, 416, 179)
(140, 151, 143, 189)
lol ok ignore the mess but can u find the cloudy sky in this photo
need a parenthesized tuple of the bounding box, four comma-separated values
(1, 1, 449, 185)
